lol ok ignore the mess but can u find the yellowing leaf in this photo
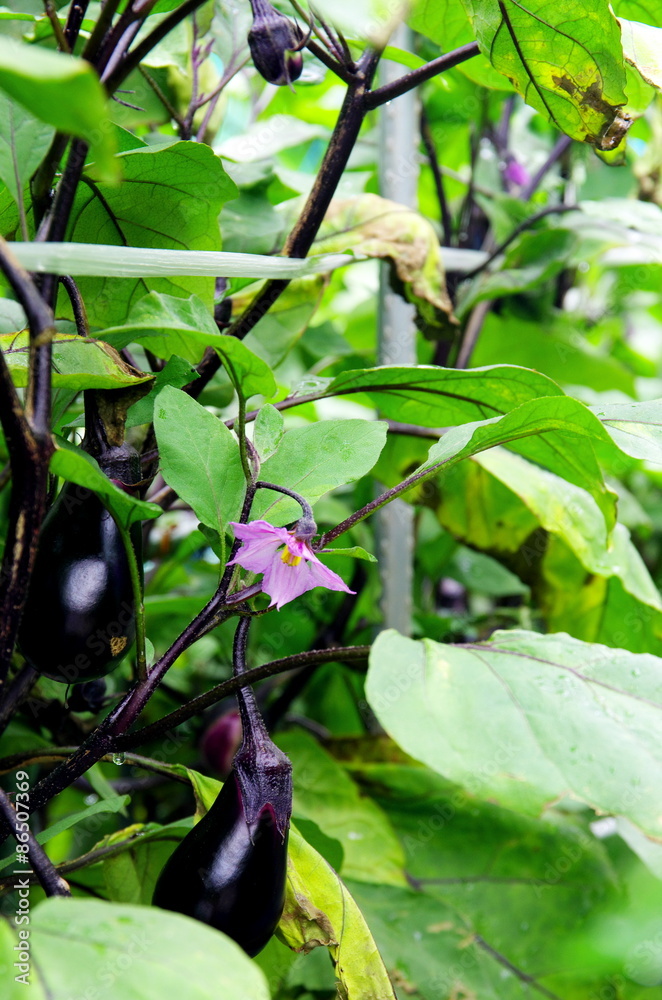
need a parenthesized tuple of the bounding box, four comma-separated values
(280, 828, 397, 1000)
(312, 194, 455, 338)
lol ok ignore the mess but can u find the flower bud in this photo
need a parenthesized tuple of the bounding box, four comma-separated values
(248, 0, 304, 86)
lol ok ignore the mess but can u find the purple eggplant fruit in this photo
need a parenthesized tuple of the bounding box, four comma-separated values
(153, 665, 292, 957)
(18, 438, 139, 684)
(18, 384, 143, 684)
(248, 0, 305, 86)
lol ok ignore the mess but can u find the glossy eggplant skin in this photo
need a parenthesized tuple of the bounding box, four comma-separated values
(18, 470, 135, 684)
(153, 767, 289, 957)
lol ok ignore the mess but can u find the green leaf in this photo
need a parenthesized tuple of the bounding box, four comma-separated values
(435, 447, 662, 654)
(50, 438, 162, 529)
(100, 292, 279, 394)
(1, 331, 153, 391)
(0, 91, 52, 221)
(367, 628, 662, 837)
(619, 17, 662, 90)
(60, 142, 237, 327)
(323, 545, 377, 563)
(126, 355, 198, 428)
(457, 229, 579, 317)
(0, 795, 130, 873)
(0, 899, 270, 1000)
(100, 292, 229, 363)
(472, 312, 637, 397)
(242, 275, 327, 369)
(153, 386, 245, 547)
(253, 419, 388, 525)
(409, 0, 515, 88)
(253, 404, 284, 461)
(324, 362, 565, 426)
(461, 0, 630, 149)
(419, 395, 618, 532)
(280, 829, 397, 1000)
(312, 194, 455, 338)
(591, 399, 662, 462)
(214, 335, 276, 401)
(277, 730, 407, 887)
(0, 36, 117, 181)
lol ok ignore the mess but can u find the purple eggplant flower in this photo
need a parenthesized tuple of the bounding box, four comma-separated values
(228, 519, 354, 609)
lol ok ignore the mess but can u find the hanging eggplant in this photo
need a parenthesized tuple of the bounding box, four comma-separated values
(153, 637, 292, 957)
(18, 389, 143, 684)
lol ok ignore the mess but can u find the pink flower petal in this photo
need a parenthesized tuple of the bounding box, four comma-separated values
(228, 520, 291, 574)
(262, 546, 354, 609)
(228, 519, 355, 609)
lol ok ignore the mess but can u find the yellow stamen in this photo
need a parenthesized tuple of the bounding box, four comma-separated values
(281, 548, 301, 567)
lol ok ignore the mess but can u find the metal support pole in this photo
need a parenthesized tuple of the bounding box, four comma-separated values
(376, 23, 418, 636)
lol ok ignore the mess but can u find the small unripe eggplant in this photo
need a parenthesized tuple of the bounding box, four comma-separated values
(248, 0, 305, 86)
(153, 678, 292, 956)
(202, 709, 243, 779)
(18, 442, 139, 684)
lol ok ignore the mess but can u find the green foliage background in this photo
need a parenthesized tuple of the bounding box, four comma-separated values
(2, 0, 662, 997)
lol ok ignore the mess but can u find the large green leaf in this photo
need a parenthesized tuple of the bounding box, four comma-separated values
(0, 36, 117, 180)
(0, 331, 153, 391)
(461, 0, 630, 148)
(153, 386, 245, 549)
(60, 142, 237, 326)
(367, 628, 662, 837)
(471, 312, 637, 397)
(428, 447, 662, 654)
(252, 419, 388, 524)
(618, 17, 662, 90)
(408, 0, 514, 88)
(277, 729, 407, 888)
(100, 292, 276, 396)
(349, 761, 618, 1000)
(418, 395, 618, 531)
(0, 91, 52, 223)
(0, 899, 270, 1000)
(613, 1, 662, 25)
(322, 363, 564, 426)
(590, 399, 662, 462)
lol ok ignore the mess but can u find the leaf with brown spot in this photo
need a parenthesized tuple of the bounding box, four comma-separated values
(461, 0, 630, 148)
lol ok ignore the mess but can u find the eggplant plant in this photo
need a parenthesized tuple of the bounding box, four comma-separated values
(0, 1, 661, 999)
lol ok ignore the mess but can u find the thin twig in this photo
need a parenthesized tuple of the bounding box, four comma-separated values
(365, 42, 480, 110)
(104, 0, 212, 93)
(462, 204, 579, 279)
(0, 666, 39, 739)
(43, 0, 70, 52)
(116, 644, 370, 749)
(420, 109, 453, 246)
(0, 788, 71, 897)
(59, 275, 90, 338)
(0, 240, 55, 692)
(454, 132, 576, 368)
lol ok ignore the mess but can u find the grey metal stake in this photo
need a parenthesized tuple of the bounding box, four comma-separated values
(376, 22, 418, 636)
